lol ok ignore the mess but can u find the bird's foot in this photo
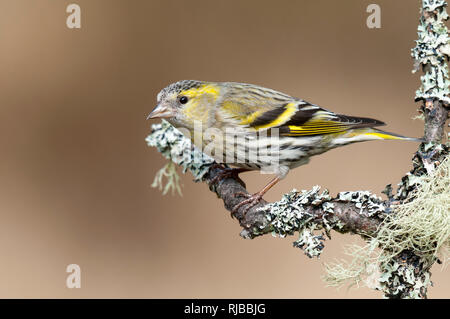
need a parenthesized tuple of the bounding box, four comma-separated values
(209, 165, 247, 188)
(231, 192, 264, 218)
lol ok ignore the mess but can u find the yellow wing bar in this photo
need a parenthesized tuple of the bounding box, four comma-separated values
(284, 119, 350, 136)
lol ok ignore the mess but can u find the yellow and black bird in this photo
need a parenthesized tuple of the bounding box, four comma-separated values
(148, 80, 419, 213)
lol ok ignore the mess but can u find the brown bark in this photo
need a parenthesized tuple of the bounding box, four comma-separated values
(204, 165, 382, 239)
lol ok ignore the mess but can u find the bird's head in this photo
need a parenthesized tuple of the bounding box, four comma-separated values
(147, 80, 221, 130)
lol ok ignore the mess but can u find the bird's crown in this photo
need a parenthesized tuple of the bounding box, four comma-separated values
(161, 80, 204, 95)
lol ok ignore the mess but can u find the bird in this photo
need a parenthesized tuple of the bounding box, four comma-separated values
(147, 80, 420, 215)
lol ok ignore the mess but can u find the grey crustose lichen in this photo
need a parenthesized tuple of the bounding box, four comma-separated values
(412, 0, 450, 104)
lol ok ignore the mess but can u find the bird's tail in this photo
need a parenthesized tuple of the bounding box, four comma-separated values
(364, 128, 423, 142)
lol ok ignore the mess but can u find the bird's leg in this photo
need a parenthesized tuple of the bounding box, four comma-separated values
(232, 176, 281, 217)
(209, 164, 250, 188)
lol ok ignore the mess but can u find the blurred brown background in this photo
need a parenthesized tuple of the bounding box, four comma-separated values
(0, 0, 448, 298)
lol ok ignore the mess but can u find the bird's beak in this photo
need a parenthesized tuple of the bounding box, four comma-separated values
(146, 104, 175, 120)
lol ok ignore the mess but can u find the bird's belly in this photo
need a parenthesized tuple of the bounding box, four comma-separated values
(214, 134, 324, 170)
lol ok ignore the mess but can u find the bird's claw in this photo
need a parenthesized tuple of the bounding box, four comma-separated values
(230, 192, 264, 218)
(209, 166, 246, 188)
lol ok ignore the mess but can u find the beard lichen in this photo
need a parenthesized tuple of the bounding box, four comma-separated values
(323, 244, 381, 289)
(324, 155, 449, 297)
(151, 161, 183, 196)
(377, 155, 449, 265)
(375, 153, 448, 299)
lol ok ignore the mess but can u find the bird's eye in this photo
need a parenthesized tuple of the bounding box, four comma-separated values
(179, 96, 188, 104)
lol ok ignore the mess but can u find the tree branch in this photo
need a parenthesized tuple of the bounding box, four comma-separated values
(147, 120, 387, 258)
(204, 165, 383, 240)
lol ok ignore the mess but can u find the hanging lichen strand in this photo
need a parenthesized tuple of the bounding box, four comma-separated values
(412, 0, 450, 105)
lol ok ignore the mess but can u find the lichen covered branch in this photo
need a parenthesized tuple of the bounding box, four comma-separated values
(146, 121, 386, 259)
(376, 0, 450, 299)
(412, 0, 450, 144)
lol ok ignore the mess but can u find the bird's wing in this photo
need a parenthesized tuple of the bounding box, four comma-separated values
(237, 100, 385, 136)
(218, 83, 295, 127)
